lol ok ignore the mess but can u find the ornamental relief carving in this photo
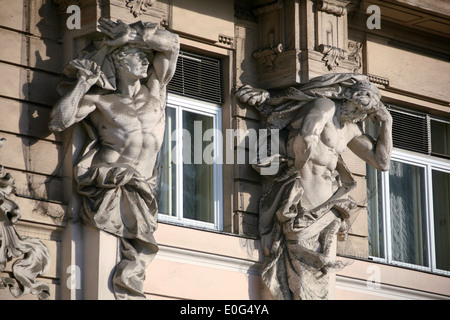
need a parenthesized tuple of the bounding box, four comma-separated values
(318, 44, 347, 70)
(253, 43, 284, 69)
(0, 139, 51, 300)
(125, 0, 156, 17)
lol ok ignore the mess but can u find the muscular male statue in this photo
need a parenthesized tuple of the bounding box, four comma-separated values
(50, 18, 179, 299)
(236, 73, 392, 300)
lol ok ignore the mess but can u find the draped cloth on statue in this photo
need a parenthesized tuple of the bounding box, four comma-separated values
(259, 157, 357, 300)
(74, 121, 159, 300)
(256, 73, 372, 131)
(259, 156, 357, 300)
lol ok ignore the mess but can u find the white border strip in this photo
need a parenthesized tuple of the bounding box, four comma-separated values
(156, 245, 263, 276)
(336, 275, 449, 300)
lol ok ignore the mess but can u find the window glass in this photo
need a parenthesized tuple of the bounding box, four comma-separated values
(431, 119, 450, 158)
(432, 170, 450, 271)
(367, 165, 385, 259)
(158, 96, 222, 230)
(388, 161, 429, 267)
(182, 110, 214, 223)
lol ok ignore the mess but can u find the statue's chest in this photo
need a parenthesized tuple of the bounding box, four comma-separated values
(321, 121, 350, 154)
(97, 95, 164, 127)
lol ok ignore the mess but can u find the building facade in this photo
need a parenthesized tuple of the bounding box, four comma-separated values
(0, 0, 449, 300)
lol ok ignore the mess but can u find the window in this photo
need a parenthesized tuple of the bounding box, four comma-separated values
(367, 106, 450, 275)
(158, 51, 223, 230)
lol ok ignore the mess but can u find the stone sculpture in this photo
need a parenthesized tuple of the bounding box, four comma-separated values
(0, 138, 51, 300)
(49, 18, 179, 299)
(236, 73, 393, 300)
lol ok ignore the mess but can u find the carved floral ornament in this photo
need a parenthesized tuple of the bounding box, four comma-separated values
(319, 44, 347, 70)
(0, 139, 51, 300)
(125, 0, 156, 17)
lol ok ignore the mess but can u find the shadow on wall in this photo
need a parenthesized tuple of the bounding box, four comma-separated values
(18, 0, 68, 222)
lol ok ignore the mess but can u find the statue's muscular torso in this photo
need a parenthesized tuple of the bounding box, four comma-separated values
(287, 98, 362, 209)
(84, 85, 165, 180)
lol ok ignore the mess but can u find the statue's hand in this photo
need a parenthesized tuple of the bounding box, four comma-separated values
(98, 18, 138, 46)
(236, 85, 269, 107)
(69, 59, 102, 87)
(370, 103, 392, 124)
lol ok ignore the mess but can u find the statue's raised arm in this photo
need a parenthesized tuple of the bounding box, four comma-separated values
(49, 18, 179, 133)
(98, 18, 179, 91)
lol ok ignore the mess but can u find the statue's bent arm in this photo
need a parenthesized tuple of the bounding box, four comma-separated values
(347, 117, 393, 171)
(140, 28, 180, 91)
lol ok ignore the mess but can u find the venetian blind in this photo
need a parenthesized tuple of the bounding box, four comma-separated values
(168, 51, 223, 104)
(388, 106, 431, 155)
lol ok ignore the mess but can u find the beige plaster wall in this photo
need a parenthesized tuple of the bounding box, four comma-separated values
(144, 223, 264, 300)
(366, 34, 450, 103)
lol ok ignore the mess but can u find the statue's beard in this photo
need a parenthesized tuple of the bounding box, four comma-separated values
(340, 100, 370, 124)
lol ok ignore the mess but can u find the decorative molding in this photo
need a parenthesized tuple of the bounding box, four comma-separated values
(347, 41, 363, 72)
(318, 44, 347, 70)
(125, 0, 156, 17)
(218, 34, 234, 46)
(336, 275, 449, 300)
(157, 245, 262, 276)
(315, 0, 349, 16)
(0, 139, 51, 300)
(368, 74, 390, 86)
(160, 19, 169, 28)
(253, 43, 284, 69)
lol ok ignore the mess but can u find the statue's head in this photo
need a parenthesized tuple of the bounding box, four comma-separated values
(343, 80, 381, 113)
(111, 45, 154, 80)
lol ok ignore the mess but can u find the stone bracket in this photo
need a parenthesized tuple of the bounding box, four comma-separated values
(318, 44, 347, 70)
(253, 43, 284, 69)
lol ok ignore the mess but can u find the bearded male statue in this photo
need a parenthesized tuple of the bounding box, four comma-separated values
(236, 73, 393, 300)
(49, 18, 179, 299)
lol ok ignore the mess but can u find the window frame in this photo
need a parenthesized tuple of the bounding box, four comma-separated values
(157, 93, 223, 231)
(369, 147, 450, 276)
